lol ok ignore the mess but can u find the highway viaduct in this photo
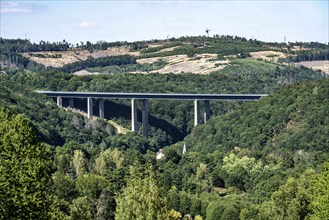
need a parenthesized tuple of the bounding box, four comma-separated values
(36, 91, 268, 137)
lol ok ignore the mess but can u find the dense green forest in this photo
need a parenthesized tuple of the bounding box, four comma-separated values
(282, 50, 329, 62)
(1, 78, 328, 219)
(0, 76, 116, 146)
(0, 37, 328, 219)
(165, 79, 329, 219)
(7, 59, 323, 148)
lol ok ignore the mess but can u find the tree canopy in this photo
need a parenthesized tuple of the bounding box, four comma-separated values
(0, 108, 53, 219)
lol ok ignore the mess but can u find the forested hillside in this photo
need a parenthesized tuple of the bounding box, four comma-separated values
(185, 79, 329, 153)
(0, 36, 328, 219)
(1, 78, 327, 219)
(1, 36, 328, 73)
(0, 77, 118, 145)
(7, 59, 323, 148)
(163, 79, 329, 219)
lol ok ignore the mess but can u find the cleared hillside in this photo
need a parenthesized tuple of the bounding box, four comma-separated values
(2, 37, 328, 76)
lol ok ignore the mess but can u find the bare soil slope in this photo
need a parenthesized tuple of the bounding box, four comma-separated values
(137, 54, 229, 74)
(297, 60, 329, 75)
(23, 42, 325, 75)
(250, 51, 287, 62)
(22, 46, 139, 67)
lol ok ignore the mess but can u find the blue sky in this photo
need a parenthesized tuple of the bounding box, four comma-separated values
(1, 0, 328, 44)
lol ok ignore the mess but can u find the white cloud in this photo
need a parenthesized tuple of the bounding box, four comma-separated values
(0, 1, 31, 13)
(79, 21, 98, 29)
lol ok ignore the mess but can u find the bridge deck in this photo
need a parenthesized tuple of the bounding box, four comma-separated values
(36, 91, 268, 101)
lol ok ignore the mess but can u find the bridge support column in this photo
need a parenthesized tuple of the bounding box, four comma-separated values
(194, 99, 200, 126)
(99, 100, 104, 119)
(87, 97, 93, 120)
(131, 99, 137, 132)
(204, 100, 210, 123)
(142, 100, 149, 137)
(69, 98, 74, 108)
(57, 96, 62, 107)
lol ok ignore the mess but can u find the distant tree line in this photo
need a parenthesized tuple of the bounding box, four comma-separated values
(57, 55, 137, 73)
(289, 41, 329, 49)
(0, 38, 70, 53)
(282, 50, 329, 62)
(2, 37, 328, 72)
(260, 41, 328, 50)
(0, 38, 69, 70)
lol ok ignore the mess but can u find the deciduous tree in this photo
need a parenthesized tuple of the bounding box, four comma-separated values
(309, 160, 329, 219)
(115, 163, 169, 219)
(0, 108, 53, 219)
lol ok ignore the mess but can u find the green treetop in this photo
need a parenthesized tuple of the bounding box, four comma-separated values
(0, 108, 53, 219)
(115, 162, 169, 220)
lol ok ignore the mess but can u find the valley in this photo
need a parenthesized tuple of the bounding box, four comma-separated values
(0, 35, 328, 220)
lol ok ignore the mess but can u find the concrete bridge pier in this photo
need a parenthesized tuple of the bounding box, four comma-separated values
(99, 100, 104, 119)
(87, 97, 93, 119)
(57, 96, 62, 107)
(69, 98, 74, 108)
(194, 99, 200, 126)
(142, 100, 149, 137)
(131, 99, 137, 132)
(204, 100, 210, 123)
